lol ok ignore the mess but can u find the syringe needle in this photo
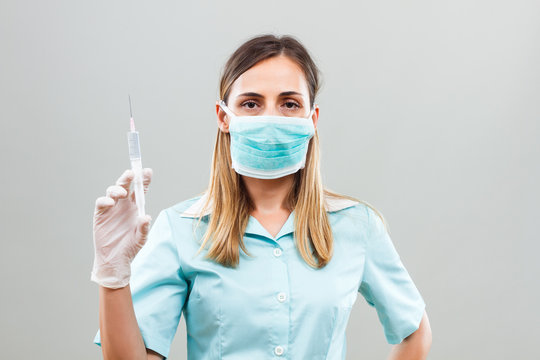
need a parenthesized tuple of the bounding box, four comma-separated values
(128, 94, 135, 131)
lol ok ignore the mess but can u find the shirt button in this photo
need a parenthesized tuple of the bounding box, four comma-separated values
(273, 248, 282, 257)
(277, 292, 287, 302)
(274, 345, 284, 356)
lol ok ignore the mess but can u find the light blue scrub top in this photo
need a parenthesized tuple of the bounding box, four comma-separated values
(93, 193, 426, 359)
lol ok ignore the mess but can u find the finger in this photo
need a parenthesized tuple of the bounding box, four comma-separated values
(94, 196, 115, 214)
(142, 168, 152, 186)
(115, 169, 134, 194)
(134, 214, 152, 249)
(142, 168, 153, 193)
(106, 185, 128, 200)
(139, 214, 152, 237)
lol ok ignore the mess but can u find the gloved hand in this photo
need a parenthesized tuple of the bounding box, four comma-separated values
(91, 168, 153, 289)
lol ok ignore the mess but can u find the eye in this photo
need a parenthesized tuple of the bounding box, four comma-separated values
(241, 100, 259, 110)
(283, 100, 301, 110)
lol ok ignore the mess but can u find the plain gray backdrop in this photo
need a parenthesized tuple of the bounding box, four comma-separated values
(1, 0, 538, 359)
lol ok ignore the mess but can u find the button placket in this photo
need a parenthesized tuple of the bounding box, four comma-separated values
(269, 243, 290, 358)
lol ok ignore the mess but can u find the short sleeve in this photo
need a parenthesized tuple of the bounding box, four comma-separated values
(358, 206, 426, 345)
(93, 209, 188, 359)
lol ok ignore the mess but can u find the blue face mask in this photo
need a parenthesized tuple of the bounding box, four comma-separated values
(219, 99, 316, 179)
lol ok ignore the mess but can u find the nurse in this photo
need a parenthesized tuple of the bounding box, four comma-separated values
(91, 34, 432, 359)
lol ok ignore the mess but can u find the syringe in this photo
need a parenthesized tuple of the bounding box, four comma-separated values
(127, 95, 145, 217)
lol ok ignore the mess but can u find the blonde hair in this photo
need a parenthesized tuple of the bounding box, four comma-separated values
(189, 34, 387, 269)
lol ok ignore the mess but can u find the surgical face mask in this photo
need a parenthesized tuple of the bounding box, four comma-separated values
(218, 99, 316, 179)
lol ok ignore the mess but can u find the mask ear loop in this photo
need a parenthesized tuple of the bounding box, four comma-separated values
(219, 99, 236, 120)
(307, 107, 315, 119)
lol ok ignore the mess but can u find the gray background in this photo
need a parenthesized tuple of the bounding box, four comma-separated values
(1, 0, 538, 359)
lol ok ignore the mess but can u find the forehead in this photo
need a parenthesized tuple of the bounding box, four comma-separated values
(229, 55, 309, 97)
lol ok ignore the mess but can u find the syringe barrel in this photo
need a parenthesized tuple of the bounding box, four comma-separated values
(130, 158, 145, 217)
(127, 131, 141, 159)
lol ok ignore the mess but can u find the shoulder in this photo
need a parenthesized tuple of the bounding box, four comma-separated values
(324, 193, 370, 223)
(152, 194, 210, 251)
(163, 193, 206, 218)
(171, 194, 204, 212)
(325, 195, 389, 242)
(324, 194, 371, 238)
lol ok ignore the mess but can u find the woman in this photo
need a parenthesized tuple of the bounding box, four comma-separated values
(91, 34, 432, 360)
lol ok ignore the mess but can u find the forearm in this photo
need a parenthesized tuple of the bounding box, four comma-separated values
(99, 284, 148, 360)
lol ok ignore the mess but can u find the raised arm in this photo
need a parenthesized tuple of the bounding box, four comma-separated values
(92, 168, 158, 359)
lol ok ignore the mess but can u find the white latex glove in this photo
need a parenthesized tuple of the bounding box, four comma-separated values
(91, 168, 153, 289)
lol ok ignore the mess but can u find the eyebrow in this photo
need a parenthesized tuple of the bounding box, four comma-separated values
(236, 91, 303, 98)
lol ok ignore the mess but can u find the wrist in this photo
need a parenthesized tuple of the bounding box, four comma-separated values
(90, 262, 131, 289)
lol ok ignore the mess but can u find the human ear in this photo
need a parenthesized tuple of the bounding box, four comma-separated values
(215, 101, 230, 133)
(311, 104, 319, 130)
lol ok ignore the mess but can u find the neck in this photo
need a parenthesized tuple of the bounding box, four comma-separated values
(242, 174, 295, 215)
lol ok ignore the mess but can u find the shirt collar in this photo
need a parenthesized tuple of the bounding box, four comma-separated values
(178, 191, 359, 241)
